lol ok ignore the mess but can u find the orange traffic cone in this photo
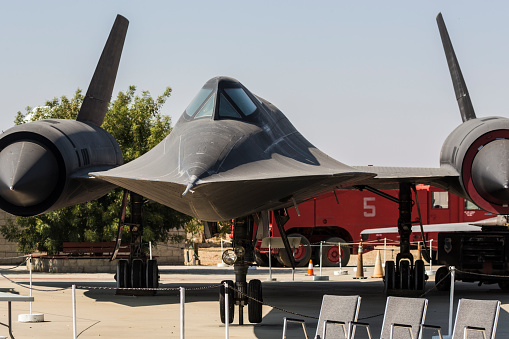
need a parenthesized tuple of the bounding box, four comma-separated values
(353, 244, 367, 279)
(306, 259, 315, 276)
(372, 250, 384, 278)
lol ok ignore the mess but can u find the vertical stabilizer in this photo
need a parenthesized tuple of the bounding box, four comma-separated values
(77, 15, 129, 126)
(437, 13, 476, 122)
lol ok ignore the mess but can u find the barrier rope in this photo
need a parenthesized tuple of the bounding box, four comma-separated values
(75, 284, 222, 292)
(453, 268, 509, 279)
(225, 284, 319, 319)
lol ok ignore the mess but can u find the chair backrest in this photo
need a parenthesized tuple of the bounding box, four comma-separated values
(380, 296, 427, 339)
(452, 298, 500, 339)
(315, 295, 361, 339)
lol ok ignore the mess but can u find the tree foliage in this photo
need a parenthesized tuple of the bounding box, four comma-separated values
(2, 87, 192, 254)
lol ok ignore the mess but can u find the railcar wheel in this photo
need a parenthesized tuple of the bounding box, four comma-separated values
(277, 234, 312, 267)
(414, 260, 426, 290)
(322, 237, 350, 267)
(384, 261, 396, 294)
(219, 280, 234, 324)
(248, 279, 263, 323)
(254, 251, 270, 266)
(435, 266, 451, 291)
(131, 259, 144, 288)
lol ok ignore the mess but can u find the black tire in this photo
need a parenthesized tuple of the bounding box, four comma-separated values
(219, 280, 234, 324)
(414, 260, 426, 290)
(322, 237, 350, 267)
(435, 266, 451, 291)
(131, 259, 144, 288)
(116, 260, 130, 288)
(498, 281, 509, 291)
(146, 259, 159, 288)
(399, 260, 411, 290)
(248, 279, 263, 323)
(277, 234, 312, 267)
(421, 248, 438, 264)
(384, 261, 396, 294)
(254, 251, 270, 267)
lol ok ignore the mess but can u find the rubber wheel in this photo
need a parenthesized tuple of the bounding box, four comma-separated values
(248, 279, 263, 323)
(399, 260, 411, 290)
(116, 260, 130, 288)
(421, 248, 437, 264)
(435, 266, 451, 291)
(498, 281, 509, 291)
(414, 260, 426, 290)
(146, 259, 159, 288)
(322, 237, 350, 267)
(277, 234, 312, 267)
(384, 261, 395, 294)
(219, 280, 234, 324)
(254, 251, 270, 266)
(131, 259, 144, 288)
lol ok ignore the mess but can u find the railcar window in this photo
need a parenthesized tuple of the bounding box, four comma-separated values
(464, 200, 481, 210)
(432, 192, 449, 209)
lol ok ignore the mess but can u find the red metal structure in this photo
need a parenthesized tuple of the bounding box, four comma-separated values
(249, 185, 493, 267)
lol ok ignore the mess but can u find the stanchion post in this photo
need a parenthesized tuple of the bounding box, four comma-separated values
(338, 241, 342, 271)
(29, 254, 32, 315)
(429, 239, 433, 271)
(72, 284, 77, 339)
(180, 287, 185, 339)
(319, 241, 323, 276)
(448, 266, 456, 338)
(224, 282, 229, 339)
(149, 241, 152, 260)
(268, 240, 272, 280)
(383, 238, 387, 267)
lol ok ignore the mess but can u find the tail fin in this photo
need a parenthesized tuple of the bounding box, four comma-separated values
(437, 12, 476, 122)
(77, 15, 129, 126)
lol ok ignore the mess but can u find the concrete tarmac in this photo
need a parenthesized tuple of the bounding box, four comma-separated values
(0, 264, 507, 338)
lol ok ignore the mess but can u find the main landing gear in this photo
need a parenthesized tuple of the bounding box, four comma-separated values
(113, 191, 160, 293)
(383, 183, 427, 295)
(219, 216, 265, 324)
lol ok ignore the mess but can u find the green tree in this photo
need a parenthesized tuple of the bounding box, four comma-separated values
(2, 87, 192, 254)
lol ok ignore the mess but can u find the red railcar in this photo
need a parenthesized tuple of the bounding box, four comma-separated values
(246, 185, 493, 267)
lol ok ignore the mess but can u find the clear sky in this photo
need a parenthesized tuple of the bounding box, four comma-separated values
(2, 1, 509, 167)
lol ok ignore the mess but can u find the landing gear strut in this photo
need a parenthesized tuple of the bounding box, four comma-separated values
(114, 191, 159, 291)
(219, 216, 264, 324)
(384, 183, 427, 294)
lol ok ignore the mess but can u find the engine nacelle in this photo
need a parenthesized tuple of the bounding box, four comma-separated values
(0, 119, 122, 216)
(440, 116, 509, 214)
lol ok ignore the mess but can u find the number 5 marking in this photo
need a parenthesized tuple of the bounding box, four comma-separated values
(364, 197, 376, 217)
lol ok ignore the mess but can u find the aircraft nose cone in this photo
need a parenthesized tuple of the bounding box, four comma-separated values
(0, 141, 60, 207)
(471, 139, 509, 205)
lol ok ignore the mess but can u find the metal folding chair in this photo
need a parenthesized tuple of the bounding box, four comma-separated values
(282, 294, 361, 339)
(420, 298, 500, 339)
(351, 296, 428, 339)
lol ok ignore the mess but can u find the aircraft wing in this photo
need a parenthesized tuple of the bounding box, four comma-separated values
(351, 165, 460, 190)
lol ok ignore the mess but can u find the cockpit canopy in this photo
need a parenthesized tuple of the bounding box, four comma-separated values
(183, 77, 260, 122)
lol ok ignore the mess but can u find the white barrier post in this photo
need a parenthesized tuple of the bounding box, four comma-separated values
(149, 241, 152, 260)
(426, 239, 436, 275)
(180, 287, 185, 339)
(448, 266, 456, 338)
(29, 255, 32, 315)
(383, 238, 387, 267)
(72, 284, 77, 339)
(319, 241, 323, 276)
(268, 240, 273, 281)
(224, 282, 229, 339)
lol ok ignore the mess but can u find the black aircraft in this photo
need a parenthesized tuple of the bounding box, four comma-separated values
(1, 13, 508, 324)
